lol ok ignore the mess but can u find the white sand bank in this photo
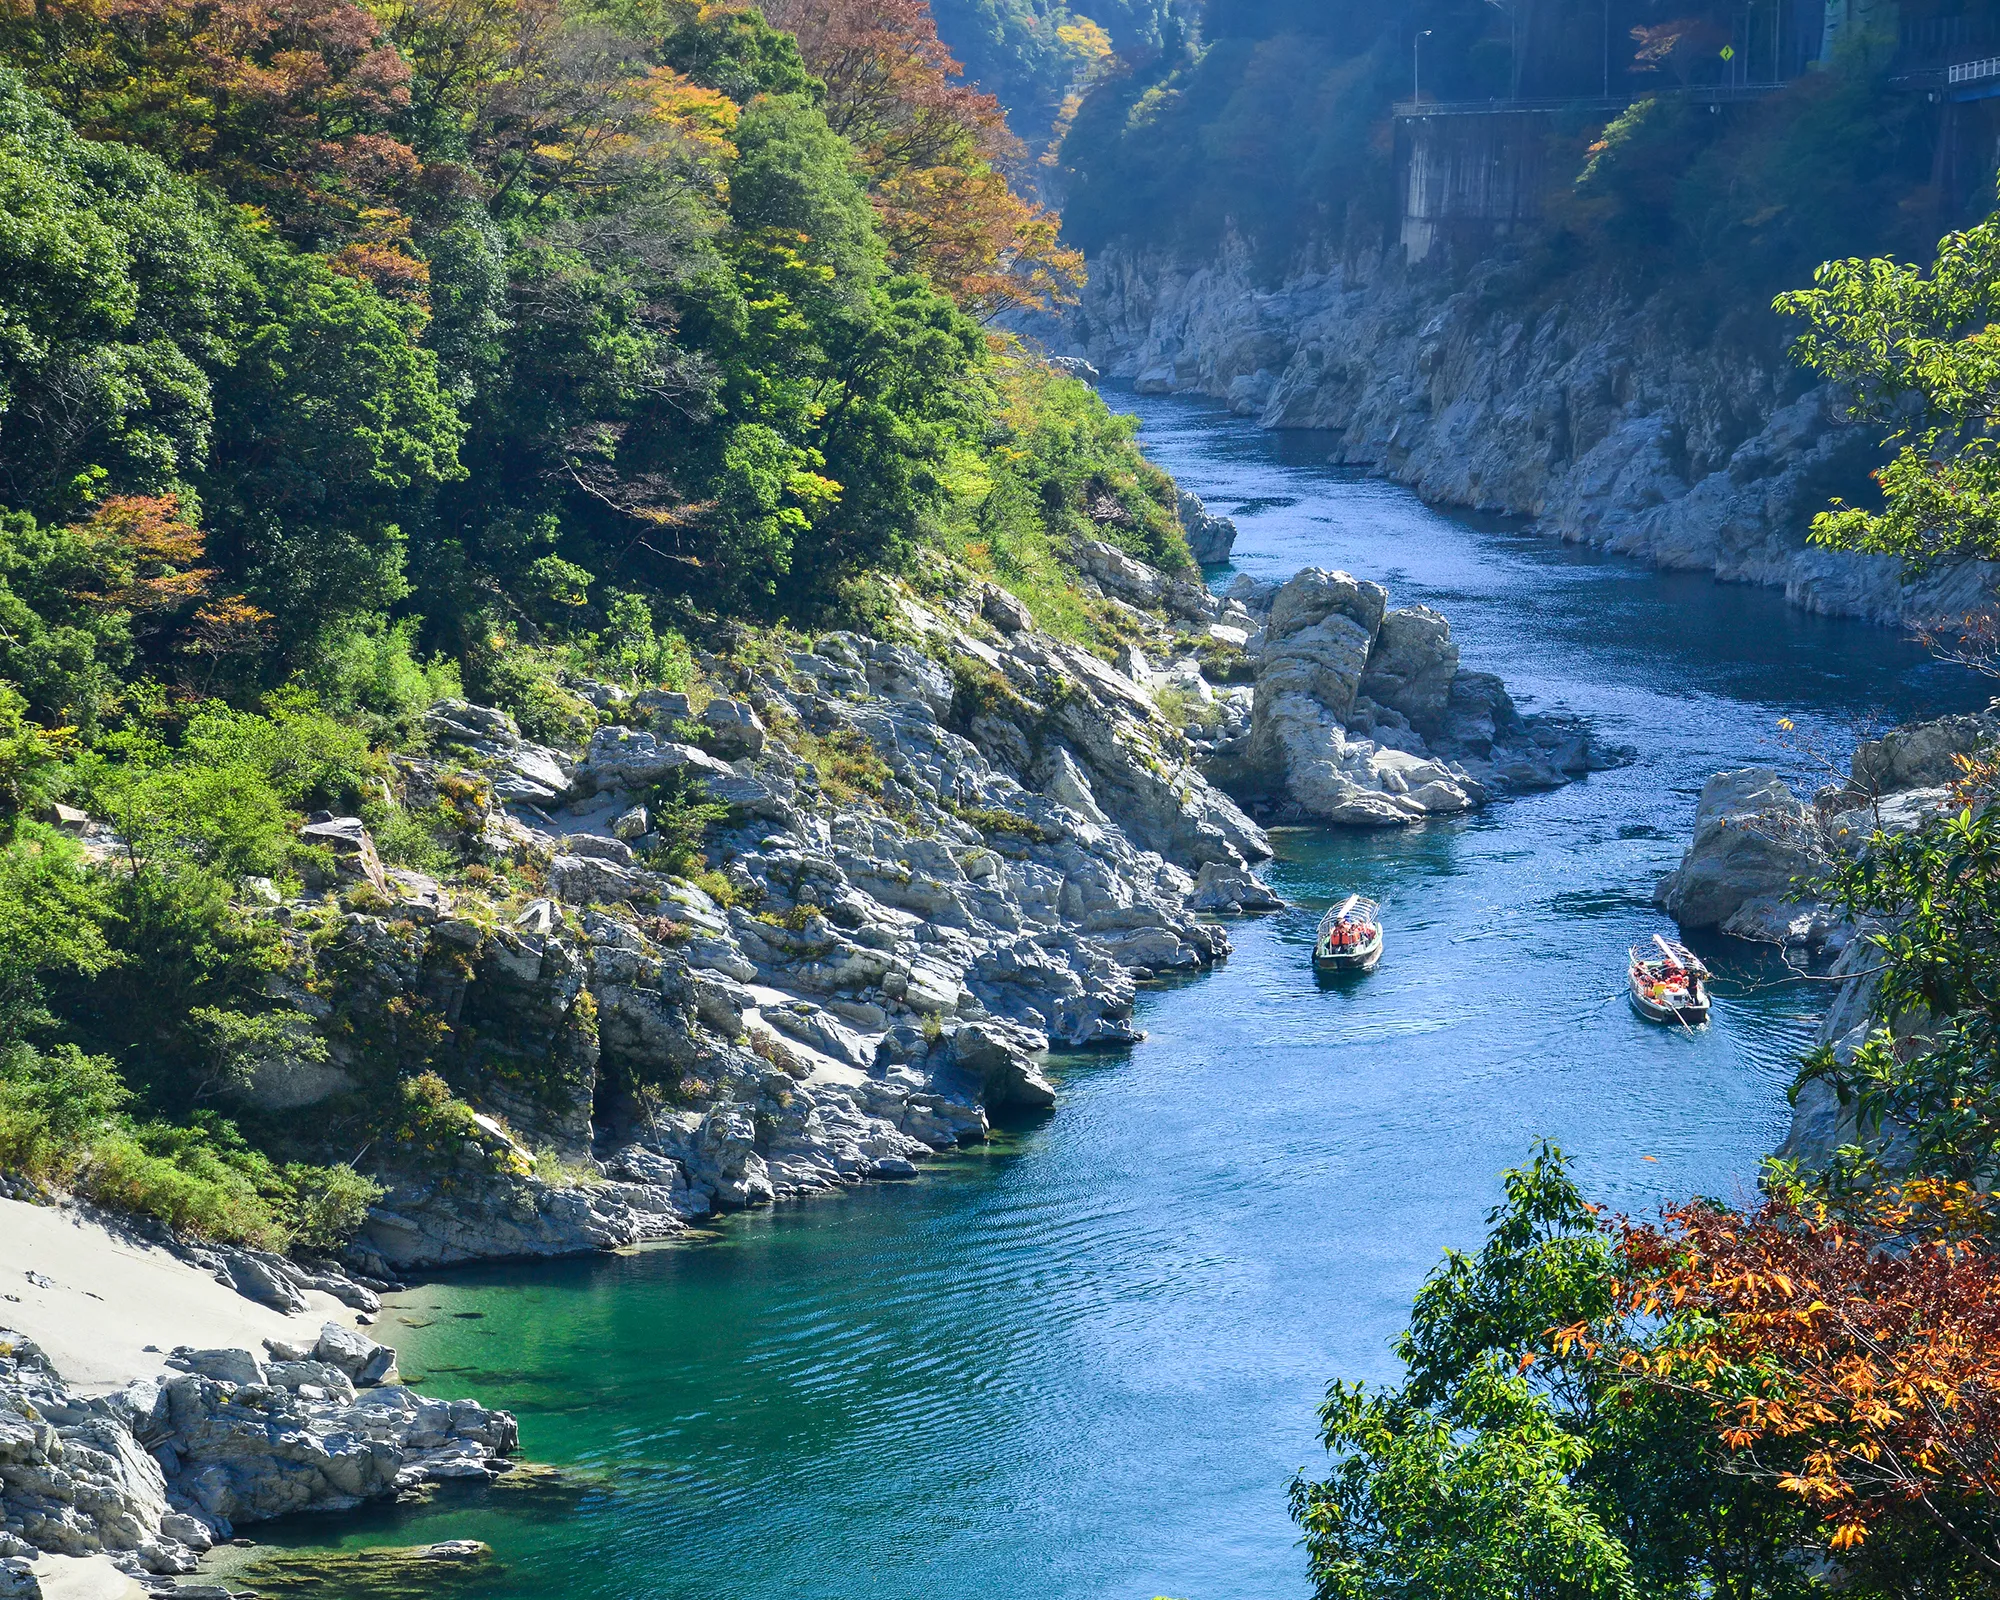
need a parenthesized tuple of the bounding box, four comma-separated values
(29, 1552, 147, 1599)
(0, 1196, 365, 1392)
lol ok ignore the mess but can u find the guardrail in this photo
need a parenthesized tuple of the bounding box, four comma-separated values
(1392, 82, 1784, 118)
(1947, 55, 2000, 85)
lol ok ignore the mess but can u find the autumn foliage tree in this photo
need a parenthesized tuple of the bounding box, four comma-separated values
(0, 0, 420, 241)
(1296, 1143, 2000, 1598)
(759, 0, 1081, 315)
(1613, 1183, 2000, 1585)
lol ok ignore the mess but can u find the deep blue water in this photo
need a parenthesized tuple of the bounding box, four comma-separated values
(235, 390, 1983, 1600)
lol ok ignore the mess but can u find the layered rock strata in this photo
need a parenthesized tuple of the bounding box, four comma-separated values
(230, 584, 1282, 1271)
(1, 1324, 515, 1587)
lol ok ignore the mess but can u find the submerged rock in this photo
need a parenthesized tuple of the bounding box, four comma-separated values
(237, 1537, 506, 1598)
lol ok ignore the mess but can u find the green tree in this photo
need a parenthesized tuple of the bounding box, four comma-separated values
(200, 236, 465, 645)
(1295, 1361, 1637, 1600)
(0, 833, 113, 1049)
(1291, 1147, 1817, 1600)
(1788, 803, 2000, 1193)
(651, 0, 820, 105)
(0, 509, 140, 731)
(1779, 198, 2000, 572)
(0, 69, 241, 521)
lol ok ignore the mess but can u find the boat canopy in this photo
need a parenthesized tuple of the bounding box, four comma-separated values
(1648, 934, 1709, 977)
(1317, 896, 1379, 935)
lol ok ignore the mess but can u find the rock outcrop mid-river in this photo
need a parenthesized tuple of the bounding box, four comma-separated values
(1052, 242, 1996, 626)
(1214, 567, 1628, 825)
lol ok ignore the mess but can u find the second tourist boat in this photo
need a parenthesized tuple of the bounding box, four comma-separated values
(1629, 934, 1712, 1025)
(1314, 895, 1384, 974)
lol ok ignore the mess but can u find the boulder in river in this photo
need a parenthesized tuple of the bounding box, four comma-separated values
(1355, 605, 1458, 739)
(1231, 568, 1622, 826)
(950, 1019, 1057, 1111)
(1652, 769, 1828, 941)
(1188, 861, 1285, 913)
(1178, 490, 1238, 565)
(1659, 704, 1999, 947)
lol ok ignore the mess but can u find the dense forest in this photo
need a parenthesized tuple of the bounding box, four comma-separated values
(940, 0, 1962, 335)
(0, 0, 1197, 1245)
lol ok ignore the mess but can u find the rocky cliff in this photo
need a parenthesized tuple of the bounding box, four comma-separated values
(191, 577, 1289, 1276)
(1657, 704, 2000, 1168)
(302, 558, 1612, 1271)
(67, 543, 1611, 1281)
(1055, 241, 1996, 626)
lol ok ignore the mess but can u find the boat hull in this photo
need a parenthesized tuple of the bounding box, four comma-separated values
(1628, 978, 1709, 1025)
(1315, 935, 1384, 974)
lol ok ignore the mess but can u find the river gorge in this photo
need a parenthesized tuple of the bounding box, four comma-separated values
(185, 388, 1985, 1600)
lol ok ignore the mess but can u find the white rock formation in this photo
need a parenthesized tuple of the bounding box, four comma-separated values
(1, 1324, 515, 1579)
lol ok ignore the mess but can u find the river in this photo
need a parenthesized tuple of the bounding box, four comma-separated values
(229, 390, 1983, 1600)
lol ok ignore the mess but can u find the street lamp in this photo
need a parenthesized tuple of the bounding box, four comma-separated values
(1414, 28, 1433, 102)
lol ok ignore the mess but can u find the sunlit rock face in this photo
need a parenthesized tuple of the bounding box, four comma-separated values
(1057, 243, 1994, 627)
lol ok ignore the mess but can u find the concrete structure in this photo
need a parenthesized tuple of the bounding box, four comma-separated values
(1397, 107, 1566, 264)
(1394, 0, 2000, 263)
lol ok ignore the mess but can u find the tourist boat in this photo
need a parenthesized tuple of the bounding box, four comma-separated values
(1628, 934, 1711, 1025)
(1314, 895, 1383, 973)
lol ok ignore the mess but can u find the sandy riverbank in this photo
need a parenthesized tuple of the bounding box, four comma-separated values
(0, 1196, 368, 1394)
(23, 1552, 148, 1599)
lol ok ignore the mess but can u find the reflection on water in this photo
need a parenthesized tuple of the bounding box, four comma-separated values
(243, 389, 1983, 1600)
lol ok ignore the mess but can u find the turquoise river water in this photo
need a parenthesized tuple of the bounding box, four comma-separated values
(236, 390, 1986, 1600)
